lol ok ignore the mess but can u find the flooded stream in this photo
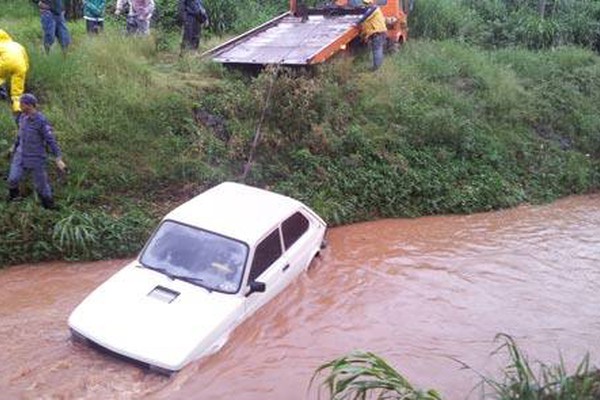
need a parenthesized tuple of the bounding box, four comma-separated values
(1, 195, 599, 399)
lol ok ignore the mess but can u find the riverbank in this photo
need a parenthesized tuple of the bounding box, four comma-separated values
(1, 1, 599, 266)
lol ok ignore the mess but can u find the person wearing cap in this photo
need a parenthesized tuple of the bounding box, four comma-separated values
(7, 93, 67, 209)
(38, 0, 71, 53)
(0, 29, 29, 116)
(356, 0, 388, 70)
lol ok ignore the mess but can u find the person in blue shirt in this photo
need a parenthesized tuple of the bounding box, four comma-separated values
(7, 93, 67, 209)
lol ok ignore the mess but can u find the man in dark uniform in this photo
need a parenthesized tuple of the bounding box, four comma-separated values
(178, 0, 209, 53)
(7, 93, 67, 209)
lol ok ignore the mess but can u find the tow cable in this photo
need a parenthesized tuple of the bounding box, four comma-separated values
(241, 63, 281, 181)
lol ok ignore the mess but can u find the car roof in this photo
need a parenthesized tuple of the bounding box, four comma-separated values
(164, 182, 306, 246)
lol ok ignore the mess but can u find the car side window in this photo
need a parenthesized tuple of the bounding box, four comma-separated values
(249, 229, 282, 282)
(281, 211, 309, 250)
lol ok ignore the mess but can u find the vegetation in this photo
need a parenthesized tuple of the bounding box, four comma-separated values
(1, 0, 599, 266)
(310, 351, 442, 399)
(310, 335, 600, 399)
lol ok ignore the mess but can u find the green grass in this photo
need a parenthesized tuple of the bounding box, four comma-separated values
(310, 351, 442, 400)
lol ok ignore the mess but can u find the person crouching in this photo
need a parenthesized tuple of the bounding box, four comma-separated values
(7, 93, 67, 209)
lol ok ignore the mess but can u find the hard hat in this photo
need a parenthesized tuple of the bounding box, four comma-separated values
(363, 0, 373, 4)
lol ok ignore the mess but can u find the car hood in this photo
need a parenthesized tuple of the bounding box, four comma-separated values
(68, 262, 244, 371)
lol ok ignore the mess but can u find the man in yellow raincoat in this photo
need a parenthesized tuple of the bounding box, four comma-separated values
(0, 29, 29, 116)
(356, 0, 387, 70)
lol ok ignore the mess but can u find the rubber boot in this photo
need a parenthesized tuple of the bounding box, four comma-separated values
(7, 187, 20, 202)
(40, 195, 57, 210)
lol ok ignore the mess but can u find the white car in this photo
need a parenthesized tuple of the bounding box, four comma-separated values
(68, 182, 327, 373)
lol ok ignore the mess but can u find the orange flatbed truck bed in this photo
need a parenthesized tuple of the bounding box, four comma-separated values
(204, 0, 409, 66)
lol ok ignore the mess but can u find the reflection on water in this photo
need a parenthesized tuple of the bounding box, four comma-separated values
(0, 195, 599, 399)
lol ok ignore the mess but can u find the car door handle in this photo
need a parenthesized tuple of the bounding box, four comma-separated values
(282, 264, 290, 272)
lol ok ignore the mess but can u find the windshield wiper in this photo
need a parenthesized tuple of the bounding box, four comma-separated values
(145, 265, 178, 280)
(143, 265, 213, 292)
(171, 275, 213, 292)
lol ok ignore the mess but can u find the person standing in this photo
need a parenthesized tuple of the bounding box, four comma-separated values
(115, 0, 156, 35)
(0, 29, 29, 120)
(7, 93, 67, 209)
(83, 0, 106, 34)
(356, 0, 387, 71)
(38, 0, 72, 53)
(178, 0, 209, 52)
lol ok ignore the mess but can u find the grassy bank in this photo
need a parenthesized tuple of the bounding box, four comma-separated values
(1, 0, 599, 265)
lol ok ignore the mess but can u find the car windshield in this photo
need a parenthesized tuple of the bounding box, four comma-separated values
(140, 220, 248, 294)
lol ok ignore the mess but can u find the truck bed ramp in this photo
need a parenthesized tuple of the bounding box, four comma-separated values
(205, 13, 361, 66)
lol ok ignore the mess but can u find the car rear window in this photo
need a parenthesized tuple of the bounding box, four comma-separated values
(281, 211, 309, 249)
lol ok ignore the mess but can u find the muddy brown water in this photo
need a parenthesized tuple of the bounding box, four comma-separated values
(1, 195, 599, 400)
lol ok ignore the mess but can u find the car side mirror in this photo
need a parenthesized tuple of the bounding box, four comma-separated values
(246, 281, 266, 296)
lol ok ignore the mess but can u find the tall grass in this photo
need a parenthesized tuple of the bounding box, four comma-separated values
(411, 0, 600, 50)
(310, 351, 442, 400)
(480, 334, 600, 399)
(311, 335, 600, 399)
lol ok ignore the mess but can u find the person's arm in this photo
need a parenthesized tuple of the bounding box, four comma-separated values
(178, 0, 186, 20)
(115, 0, 126, 15)
(197, 0, 208, 23)
(10, 131, 21, 156)
(41, 118, 66, 170)
(38, 0, 51, 11)
(356, 5, 377, 24)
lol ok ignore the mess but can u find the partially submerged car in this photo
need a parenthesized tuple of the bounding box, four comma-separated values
(68, 182, 327, 373)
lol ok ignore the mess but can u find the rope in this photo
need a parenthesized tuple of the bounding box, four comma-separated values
(241, 63, 281, 181)
(240, 13, 327, 182)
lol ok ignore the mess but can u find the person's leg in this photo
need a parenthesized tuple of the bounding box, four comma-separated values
(0, 80, 7, 100)
(9, 69, 26, 113)
(190, 18, 201, 50)
(86, 19, 102, 34)
(181, 14, 192, 50)
(7, 153, 24, 201)
(137, 18, 150, 35)
(126, 15, 137, 34)
(86, 19, 94, 34)
(41, 10, 56, 53)
(32, 165, 55, 209)
(371, 33, 385, 70)
(55, 12, 71, 51)
(181, 14, 199, 51)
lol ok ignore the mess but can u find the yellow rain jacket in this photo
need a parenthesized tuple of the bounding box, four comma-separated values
(0, 29, 29, 113)
(360, 6, 387, 41)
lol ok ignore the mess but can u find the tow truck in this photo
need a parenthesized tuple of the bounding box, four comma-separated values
(204, 0, 411, 66)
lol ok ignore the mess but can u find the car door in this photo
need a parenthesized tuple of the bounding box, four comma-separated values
(280, 210, 315, 279)
(243, 228, 289, 317)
